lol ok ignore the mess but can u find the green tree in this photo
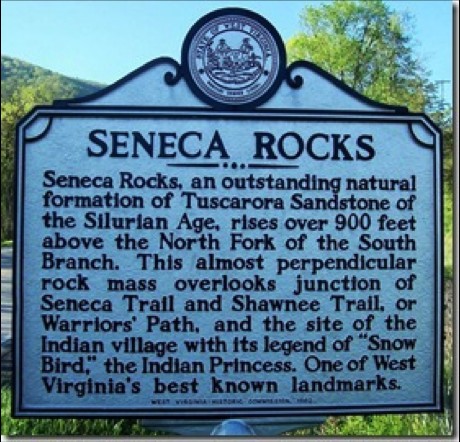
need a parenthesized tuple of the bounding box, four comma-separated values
(1, 78, 77, 240)
(286, 0, 435, 112)
(287, 0, 453, 277)
(429, 106, 454, 196)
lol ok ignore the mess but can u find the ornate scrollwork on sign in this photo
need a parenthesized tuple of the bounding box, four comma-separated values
(163, 60, 183, 86)
(285, 62, 305, 89)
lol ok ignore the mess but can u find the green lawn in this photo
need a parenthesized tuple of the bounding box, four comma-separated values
(444, 193, 453, 279)
(2, 362, 453, 437)
(1, 388, 163, 437)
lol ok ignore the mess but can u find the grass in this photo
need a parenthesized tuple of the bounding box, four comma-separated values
(289, 358, 454, 437)
(1, 358, 454, 437)
(290, 412, 453, 437)
(1, 240, 13, 248)
(443, 193, 453, 279)
(1, 387, 164, 437)
(1, 383, 453, 437)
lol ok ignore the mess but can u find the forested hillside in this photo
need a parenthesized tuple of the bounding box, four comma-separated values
(1, 55, 102, 101)
(1, 55, 104, 240)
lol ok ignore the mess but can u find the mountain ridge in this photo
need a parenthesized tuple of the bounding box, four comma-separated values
(1, 54, 103, 101)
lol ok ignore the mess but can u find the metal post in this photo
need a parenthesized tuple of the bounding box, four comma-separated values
(140, 416, 326, 436)
(211, 419, 256, 436)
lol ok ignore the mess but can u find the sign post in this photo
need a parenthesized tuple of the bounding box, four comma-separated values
(14, 8, 442, 435)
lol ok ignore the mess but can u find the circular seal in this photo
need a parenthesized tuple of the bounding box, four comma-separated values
(182, 8, 286, 109)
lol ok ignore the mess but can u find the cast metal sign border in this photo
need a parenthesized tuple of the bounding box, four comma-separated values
(14, 108, 443, 418)
(13, 7, 443, 419)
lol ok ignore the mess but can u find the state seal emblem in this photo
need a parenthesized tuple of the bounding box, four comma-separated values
(182, 8, 286, 109)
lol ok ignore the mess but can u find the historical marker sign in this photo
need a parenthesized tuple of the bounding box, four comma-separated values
(14, 8, 442, 418)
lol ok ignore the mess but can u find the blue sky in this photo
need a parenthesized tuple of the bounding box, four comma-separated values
(1, 1, 453, 105)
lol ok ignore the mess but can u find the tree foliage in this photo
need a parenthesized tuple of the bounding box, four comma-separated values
(287, 0, 453, 238)
(1, 80, 73, 239)
(286, 0, 435, 113)
(1, 55, 101, 101)
(2, 88, 89, 240)
(1, 56, 103, 240)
